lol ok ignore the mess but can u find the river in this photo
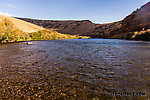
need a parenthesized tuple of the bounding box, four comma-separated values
(0, 39, 150, 99)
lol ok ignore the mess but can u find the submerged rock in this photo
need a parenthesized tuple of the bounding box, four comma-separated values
(26, 42, 33, 45)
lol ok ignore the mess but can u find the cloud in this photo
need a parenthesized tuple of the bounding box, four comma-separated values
(0, 11, 13, 16)
(7, 4, 16, 9)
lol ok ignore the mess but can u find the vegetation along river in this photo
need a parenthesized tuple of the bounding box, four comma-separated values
(0, 39, 150, 99)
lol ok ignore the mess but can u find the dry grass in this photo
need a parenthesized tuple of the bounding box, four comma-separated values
(0, 14, 46, 33)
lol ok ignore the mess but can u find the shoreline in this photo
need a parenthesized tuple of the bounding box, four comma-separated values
(1, 38, 150, 45)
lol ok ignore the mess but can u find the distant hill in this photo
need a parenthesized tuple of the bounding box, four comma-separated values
(16, 17, 123, 38)
(15, 18, 96, 36)
(16, 2, 150, 40)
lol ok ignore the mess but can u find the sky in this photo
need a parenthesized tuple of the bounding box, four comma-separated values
(0, 0, 149, 24)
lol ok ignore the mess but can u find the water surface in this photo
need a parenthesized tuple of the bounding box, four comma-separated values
(0, 39, 150, 99)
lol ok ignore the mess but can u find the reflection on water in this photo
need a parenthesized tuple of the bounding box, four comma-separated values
(0, 39, 150, 99)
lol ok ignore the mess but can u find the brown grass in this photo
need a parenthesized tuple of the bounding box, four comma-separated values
(0, 14, 46, 33)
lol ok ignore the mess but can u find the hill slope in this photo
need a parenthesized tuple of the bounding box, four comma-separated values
(109, 2, 150, 38)
(121, 2, 150, 33)
(15, 18, 96, 36)
(16, 2, 150, 40)
(0, 14, 45, 33)
(0, 14, 88, 43)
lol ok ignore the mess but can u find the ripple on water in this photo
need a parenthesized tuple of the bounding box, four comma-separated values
(0, 39, 149, 99)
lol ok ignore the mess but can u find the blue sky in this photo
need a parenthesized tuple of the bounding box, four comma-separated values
(0, 0, 149, 23)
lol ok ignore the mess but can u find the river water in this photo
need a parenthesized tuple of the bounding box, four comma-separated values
(0, 39, 150, 99)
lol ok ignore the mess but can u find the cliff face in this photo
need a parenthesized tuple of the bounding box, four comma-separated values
(16, 2, 150, 40)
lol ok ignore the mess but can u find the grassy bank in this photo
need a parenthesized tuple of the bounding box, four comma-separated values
(0, 18, 90, 43)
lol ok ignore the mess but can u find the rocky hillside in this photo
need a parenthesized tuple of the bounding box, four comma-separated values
(15, 18, 96, 35)
(121, 2, 150, 32)
(16, 2, 150, 40)
(16, 17, 123, 38)
(110, 2, 150, 38)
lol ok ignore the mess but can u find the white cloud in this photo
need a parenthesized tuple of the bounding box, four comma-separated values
(7, 4, 16, 9)
(0, 11, 13, 16)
